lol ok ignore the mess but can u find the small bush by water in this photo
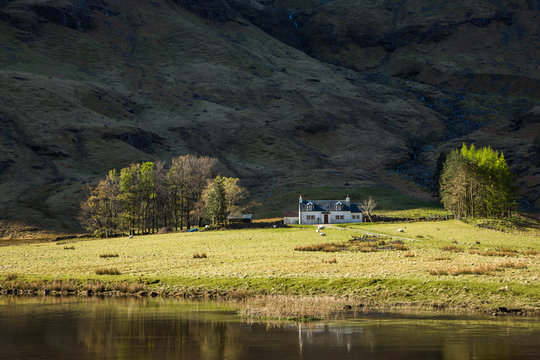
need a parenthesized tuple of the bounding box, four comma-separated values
(5, 273, 18, 281)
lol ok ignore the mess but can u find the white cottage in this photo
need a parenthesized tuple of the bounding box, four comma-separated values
(298, 195, 363, 224)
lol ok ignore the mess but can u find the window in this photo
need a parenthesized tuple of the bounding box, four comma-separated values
(335, 201, 343, 211)
(335, 215, 344, 220)
(306, 215, 316, 220)
(352, 215, 361, 220)
(306, 202, 314, 211)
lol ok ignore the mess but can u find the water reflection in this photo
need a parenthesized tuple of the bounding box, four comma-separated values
(0, 296, 538, 359)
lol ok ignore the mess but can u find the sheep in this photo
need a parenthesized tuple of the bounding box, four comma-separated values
(319, 232, 326, 236)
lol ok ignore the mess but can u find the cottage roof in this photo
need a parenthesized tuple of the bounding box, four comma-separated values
(300, 200, 363, 213)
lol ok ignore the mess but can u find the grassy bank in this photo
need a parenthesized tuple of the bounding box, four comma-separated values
(1, 220, 539, 318)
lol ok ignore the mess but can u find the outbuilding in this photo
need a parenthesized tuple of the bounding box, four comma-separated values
(227, 214, 253, 224)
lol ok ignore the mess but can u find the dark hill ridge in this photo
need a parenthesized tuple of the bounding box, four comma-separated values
(0, 0, 538, 234)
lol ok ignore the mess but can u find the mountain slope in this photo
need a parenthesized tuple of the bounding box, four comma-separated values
(0, 0, 538, 234)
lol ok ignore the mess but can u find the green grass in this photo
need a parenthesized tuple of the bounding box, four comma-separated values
(0, 220, 539, 314)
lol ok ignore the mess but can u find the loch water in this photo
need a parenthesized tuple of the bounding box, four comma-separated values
(0, 296, 538, 359)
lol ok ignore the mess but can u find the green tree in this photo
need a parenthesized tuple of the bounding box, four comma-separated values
(79, 155, 218, 234)
(154, 161, 173, 229)
(440, 144, 516, 218)
(119, 163, 141, 234)
(205, 176, 228, 226)
(139, 162, 157, 234)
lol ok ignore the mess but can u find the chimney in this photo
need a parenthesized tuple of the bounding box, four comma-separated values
(345, 195, 350, 206)
(298, 195, 303, 224)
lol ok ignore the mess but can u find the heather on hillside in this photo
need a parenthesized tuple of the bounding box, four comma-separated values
(440, 144, 517, 218)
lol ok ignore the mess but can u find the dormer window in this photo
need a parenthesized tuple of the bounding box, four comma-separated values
(306, 201, 314, 211)
(335, 201, 343, 211)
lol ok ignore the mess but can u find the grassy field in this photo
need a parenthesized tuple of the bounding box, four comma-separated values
(0, 220, 539, 317)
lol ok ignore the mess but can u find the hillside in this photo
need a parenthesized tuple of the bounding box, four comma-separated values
(0, 0, 538, 235)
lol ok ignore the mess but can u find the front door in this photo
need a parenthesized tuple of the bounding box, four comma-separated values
(324, 214, 328, 224)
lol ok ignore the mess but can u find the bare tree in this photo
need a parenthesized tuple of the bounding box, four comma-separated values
(79, 170, 121, 237)
(361, 197, 377, 222)
(169, 155, 217, 229)
(154, 161, 171, 230)
(223, 177, 248, 216)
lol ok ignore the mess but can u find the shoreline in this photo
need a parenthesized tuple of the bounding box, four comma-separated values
(2, 276, 538, 319)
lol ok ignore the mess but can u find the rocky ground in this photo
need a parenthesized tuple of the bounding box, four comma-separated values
(0, 0, 538, 234)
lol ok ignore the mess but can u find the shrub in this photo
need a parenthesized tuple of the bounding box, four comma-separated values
(523, 250, 539, 256)
(468, 249, 518, 257)
(95, 268, 121, 275)
(193, 253, 207, 259)
(322, 258, 337, 264)
(294, 243, 346, 252)
(296, 237, 409, 253)
(441, 245, 464, 253)
(99, 253, 119, 258)
(51, 279, 79, 292)
(404, 252, 416, 257)
(430, 264, 498, 276)
(84, 281, 107, 292)
(497, 247, 519, 253)
(4, 273, 18, 281)
(63, 246, 75, 250)
(355, 243, 377, 252)
(158, 227, 174, 234)
(497, 261, 527, 269)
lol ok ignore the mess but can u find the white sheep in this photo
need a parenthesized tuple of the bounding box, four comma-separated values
(319, 232, 326, 236)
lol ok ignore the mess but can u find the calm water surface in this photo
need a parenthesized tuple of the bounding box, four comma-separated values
(0, 297, 538, 359)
